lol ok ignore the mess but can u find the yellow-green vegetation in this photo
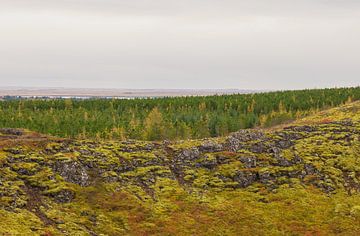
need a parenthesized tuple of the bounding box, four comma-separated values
(0, 102, 360, 235)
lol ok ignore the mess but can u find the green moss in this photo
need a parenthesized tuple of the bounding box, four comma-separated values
(0, 151, 7, 162)
(281, 149, 295, 161)
(350, 205, 360, 218)
(10, 162, 39, 175)
(101, 171, 118, 178)
(217, 161, 244, 178)
(0, 209, 48, 235)
(26, 167, 56, 188)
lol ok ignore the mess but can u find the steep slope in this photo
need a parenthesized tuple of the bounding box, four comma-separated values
(0, 102, 360, 235)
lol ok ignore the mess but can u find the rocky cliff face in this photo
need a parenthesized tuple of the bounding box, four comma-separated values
(0, 102, 360, 235)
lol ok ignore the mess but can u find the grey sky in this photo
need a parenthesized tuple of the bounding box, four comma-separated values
(0, 0, 359, 90)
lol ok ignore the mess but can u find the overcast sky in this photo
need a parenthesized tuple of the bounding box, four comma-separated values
(0, 0, 359, 90)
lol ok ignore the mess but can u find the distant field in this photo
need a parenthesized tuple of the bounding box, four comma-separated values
(0, 87, 359, 140)
(0, 87, 254, 98)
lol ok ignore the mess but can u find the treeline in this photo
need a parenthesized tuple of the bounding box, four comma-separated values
(0, 87, 359, 140)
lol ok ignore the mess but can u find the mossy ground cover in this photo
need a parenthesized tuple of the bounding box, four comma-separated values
(0, 102, 359, 235)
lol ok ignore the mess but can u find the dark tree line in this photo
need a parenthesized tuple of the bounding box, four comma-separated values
(0, 87, 359, 140)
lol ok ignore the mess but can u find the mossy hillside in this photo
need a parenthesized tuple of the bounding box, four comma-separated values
(0, 102, 359, 235)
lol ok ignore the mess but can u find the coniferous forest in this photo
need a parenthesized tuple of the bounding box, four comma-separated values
(0, 87, 359, 140)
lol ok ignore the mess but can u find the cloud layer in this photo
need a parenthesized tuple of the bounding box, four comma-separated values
(0, 0, 359, 89)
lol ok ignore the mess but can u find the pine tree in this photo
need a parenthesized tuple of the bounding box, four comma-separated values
(193, 115, 210, 138)
(143, 107, 165, 140)
(64, 99, 73, 110)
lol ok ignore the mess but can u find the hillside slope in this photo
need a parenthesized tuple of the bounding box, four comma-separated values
(0, 102, 360, 235)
